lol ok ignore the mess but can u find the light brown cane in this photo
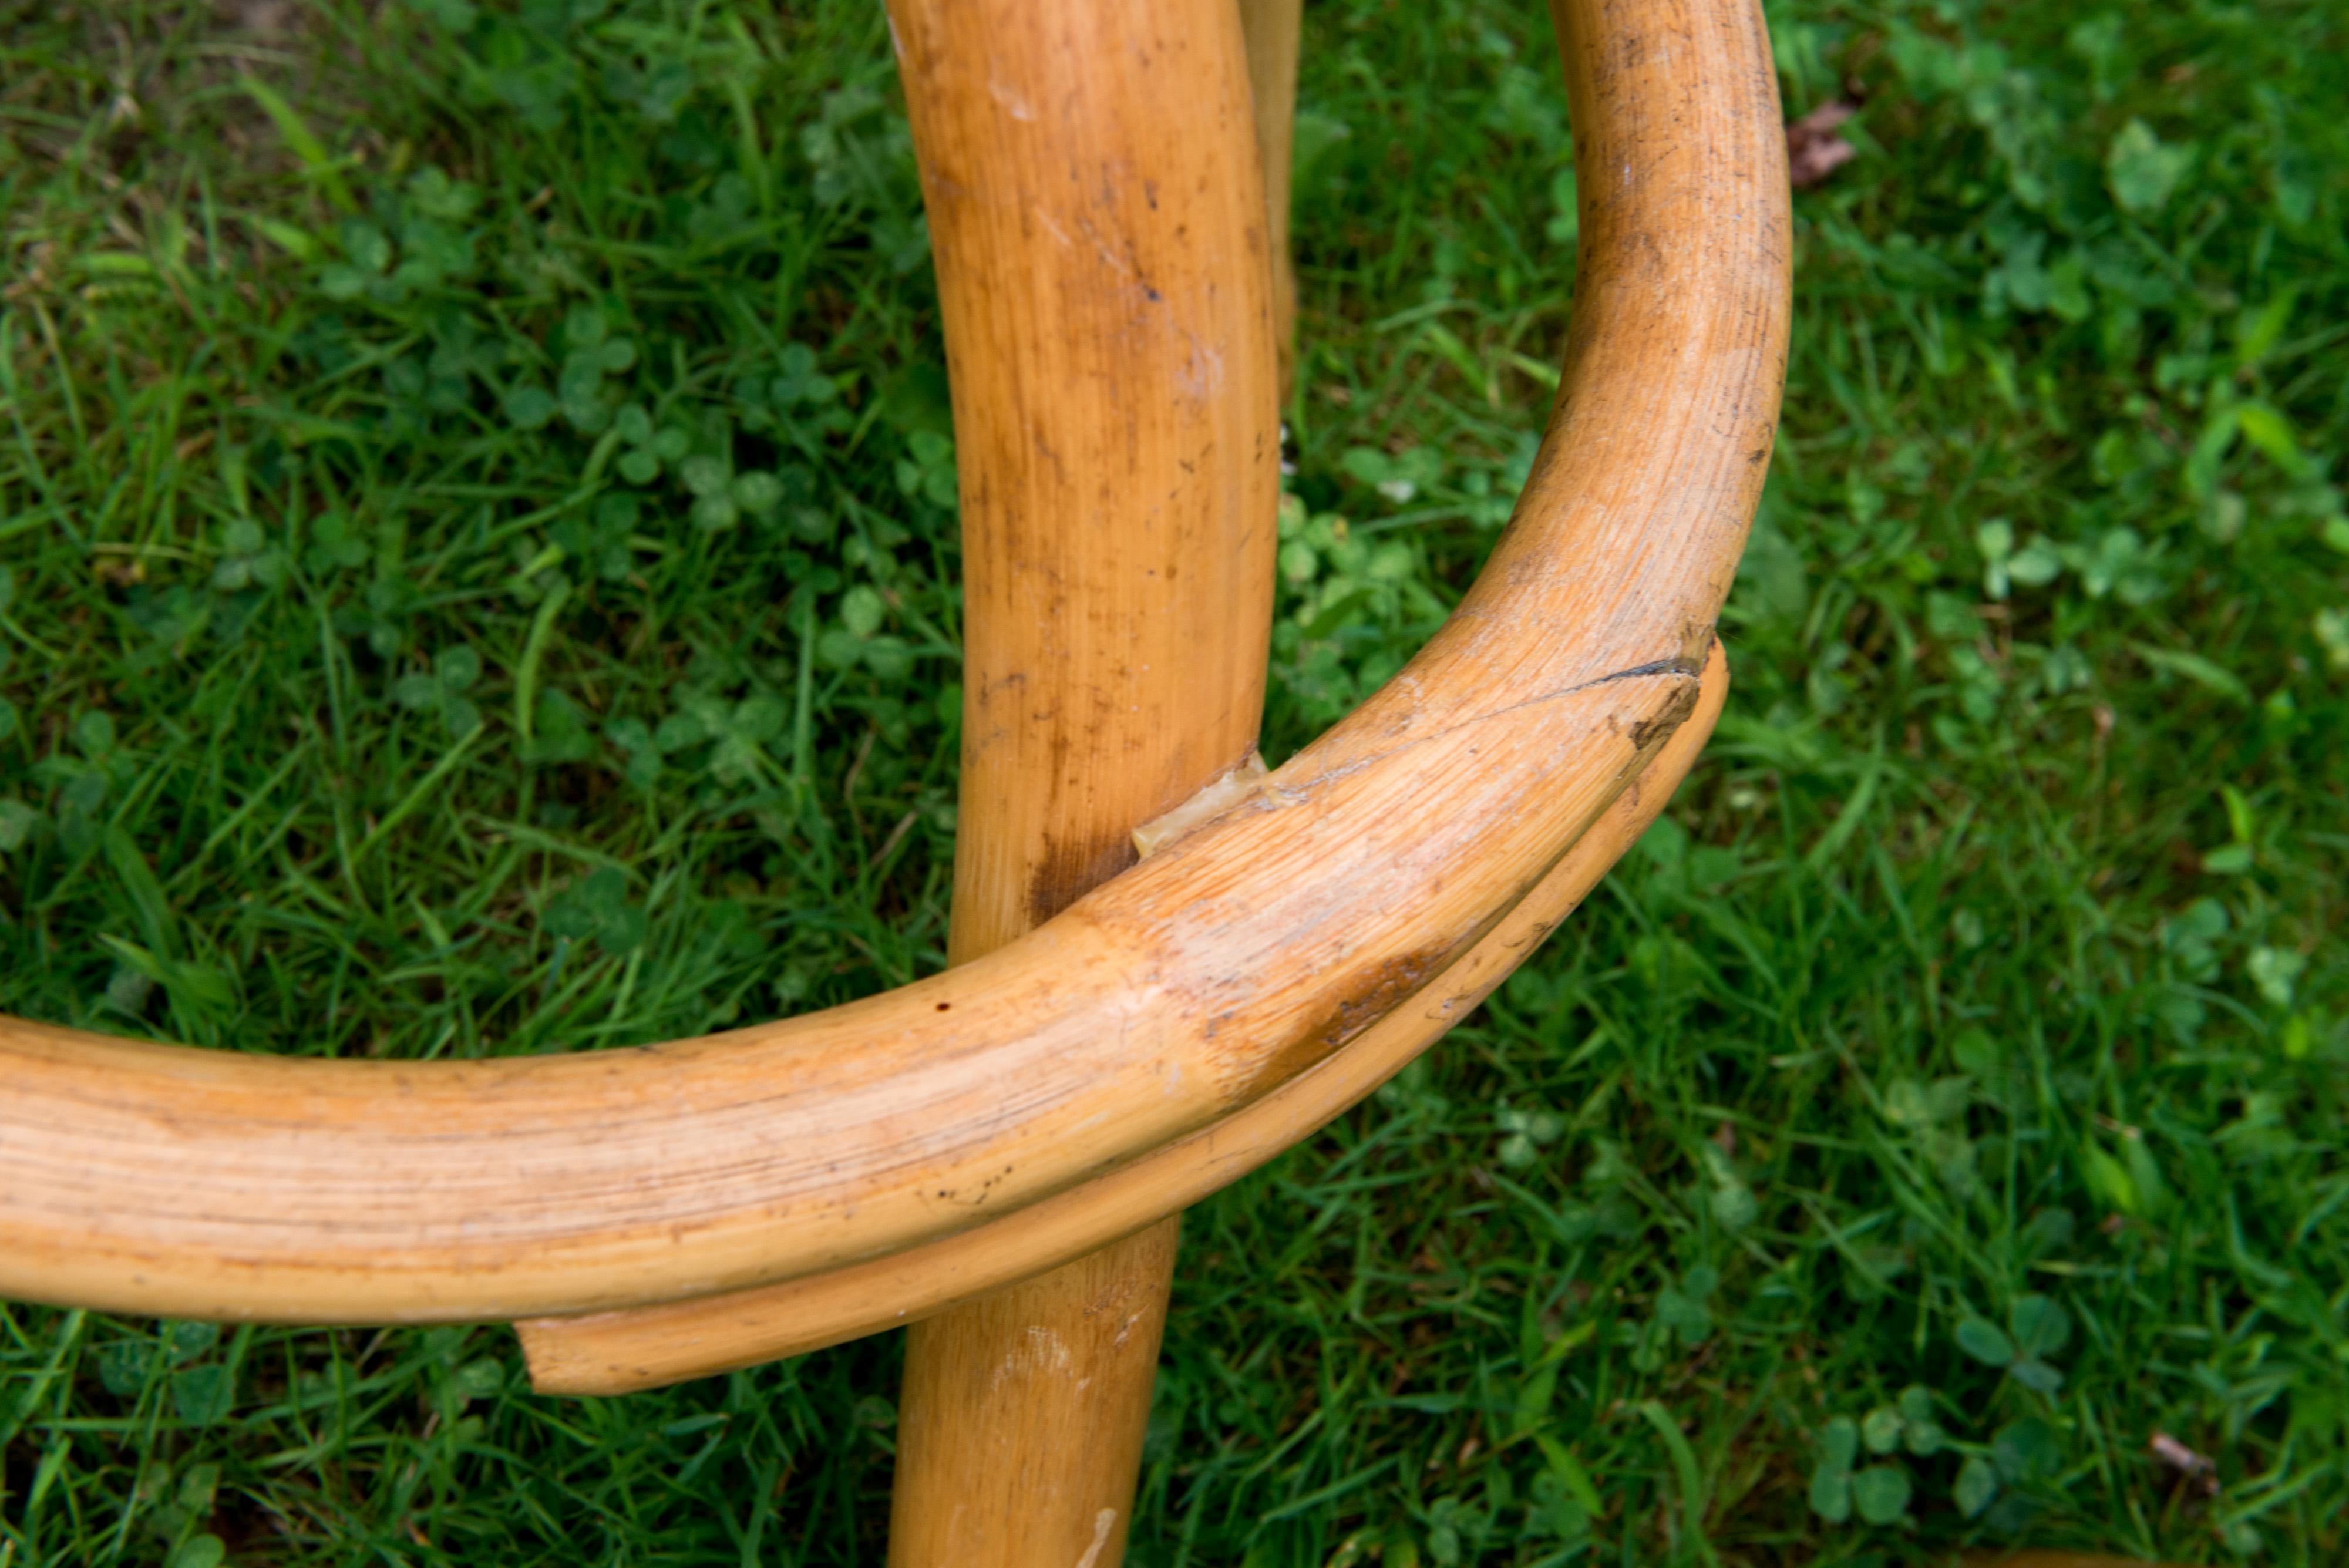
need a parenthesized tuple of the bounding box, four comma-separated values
(877, 0, 1276, 1558)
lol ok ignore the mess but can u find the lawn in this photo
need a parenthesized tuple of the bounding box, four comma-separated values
(2, 0, 2345, 1564)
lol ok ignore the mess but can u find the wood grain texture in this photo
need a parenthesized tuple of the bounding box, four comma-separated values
(521, 647, 1727, 1394)
(0, 0, 1789, 1327)
(1240, 0, 1303, 402)
(880, 0, 1271, 1556)
(891, 1217, 1179, 1568)
(906, 0, 1277, 964)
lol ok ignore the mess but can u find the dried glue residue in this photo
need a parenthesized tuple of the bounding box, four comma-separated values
(987, 75, 1038, 122)
(991, 1324, 1075, 1392)
(1074, 1509, 1118, 1568)
(1173, 337, 1226, 401)
(1132, 751, 1268, 859)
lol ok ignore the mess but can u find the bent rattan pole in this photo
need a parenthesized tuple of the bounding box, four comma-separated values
(520, 645, 1727, 1394)
(877, 0, 1275, 1557)
(0, 0, 1788, 1326)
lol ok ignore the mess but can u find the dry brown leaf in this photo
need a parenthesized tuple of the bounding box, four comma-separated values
(2150, 1430, 2219, 1495)
(1787, 100, 1859, 189)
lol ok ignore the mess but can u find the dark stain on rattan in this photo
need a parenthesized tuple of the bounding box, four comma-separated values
(1238, 944, 1454, 1099)
(1626, 675, 1702, 752)
(1027, 831, 1139, 927)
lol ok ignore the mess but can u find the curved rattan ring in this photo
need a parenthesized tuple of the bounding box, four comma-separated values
(0, 0, 1788, 1327)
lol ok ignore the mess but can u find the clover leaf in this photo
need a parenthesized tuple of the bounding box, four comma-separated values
(166, 1320, 219, 1364)
(817, 584, 915, 679)
(405, 164, 482, 223)
(895, 430, 957, 509)
(504, 383, 557, 430)
(1957, 1294, 2070, 1392)
(1700, 1140, 1759, 1229)
(213, 518, 289, 592)
(1861, 1405, 1904, 1454)
(770, 342, 837, 408)
(550, 304, 635, 433)
(1339, 443, 1445, 506)
(1495, 1102, 1563, 1169)
(1814, 1404, 1926, 1529)
(1851, 1464, 1912, 1526)
(731, 469, 783, 517)
(652, 693, 785, 784)
(2060, 526, 2164, 604)
(841, 584, 886, 638)
(305, 511, 369, 574)
(0, 799, 38, 854)
(1955, 1315, 2015, 1365)
(1855, 1384, 1946, 1483)
(97, 1336, 153, 1397)
(705, 695, 786, 783)
(563, 302, 609, 351)
(319, 217, 392, 300)
(1992, 1415, 2064, 1486)
(680, 453, 742, 530)
(392, 645, 483, 739)
(1653, 1263, 1718, 1348)
(1809, 1415, 1859, 1522)
(1896, 1385, 1944, 1455)
(1975, 517, 2061, 600)
(526, 689, 594, 765)
(172, 1362, 235, 1426)
(1954, 1453, 2000, 1518)
(604, 716, 661, 789)
(544, 867, 646, 957)
(2107, 119, 2190, 215)
(611, 403, 669, 484)
(551, 493, 640, 583)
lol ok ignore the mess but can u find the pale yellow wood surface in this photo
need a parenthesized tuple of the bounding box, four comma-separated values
(521, 647, 1728, 1393)
(877, 0, 1274, 1557)
(0, 0, 1788, 1327)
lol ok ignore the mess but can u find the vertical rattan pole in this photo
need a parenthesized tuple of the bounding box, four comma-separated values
(882, 0, 1278, 1560)
(1241, 0, 1304, 403)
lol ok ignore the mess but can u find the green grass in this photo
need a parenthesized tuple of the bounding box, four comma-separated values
(2, 0, 2345, 1563)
